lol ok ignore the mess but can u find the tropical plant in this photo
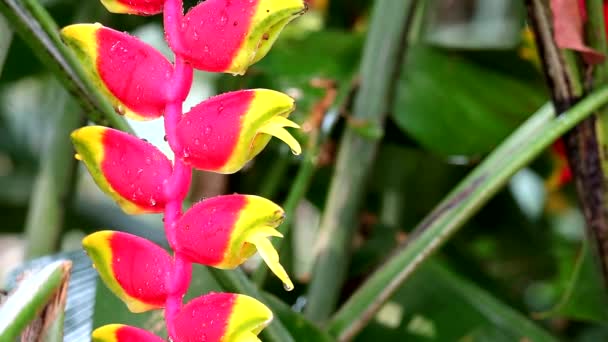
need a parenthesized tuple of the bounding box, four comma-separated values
(5, 0, 608, 341)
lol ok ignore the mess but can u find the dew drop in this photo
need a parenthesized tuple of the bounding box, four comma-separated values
(283, 283, 294, 291)
(115, 105, 126, 116)
(74, 153, 82, 161)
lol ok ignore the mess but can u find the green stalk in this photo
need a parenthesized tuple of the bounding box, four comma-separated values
(24, 91, 83, 259)
(0, 13, 12, 77)
(304, 0, 415, 323)
(328, 88, 608, 340)
(527, 0, 608, 285)
(0, 0, 132, 132)
(258, 153, 291, 199)
(585, 0, 608, 283)
(252, 140, 319, 285)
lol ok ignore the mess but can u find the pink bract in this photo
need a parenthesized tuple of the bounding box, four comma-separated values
(101, 129, 173, 212)
(109, 232, 172, 307)
(172, 293, 236, 342)
(97, 27, 174, 119)
(174, 195, 247, 265)
(174, 0, 256, 72)
(176, 90, 253, 171)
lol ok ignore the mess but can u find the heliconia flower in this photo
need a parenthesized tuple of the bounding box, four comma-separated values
(61, 23, 176, 120)
(92, 324, 164, 342)
(83, 231, 172, 313)
(71, 126, 172, 214)
(176, 89, 301, 174)
(99, 0, 164, 16)
(172, 293, 272, 342)
(171, 0, 307, 74)
(175, 194, 294, 291)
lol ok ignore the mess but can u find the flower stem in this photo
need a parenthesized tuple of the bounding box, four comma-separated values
(162, 0, 195, 338)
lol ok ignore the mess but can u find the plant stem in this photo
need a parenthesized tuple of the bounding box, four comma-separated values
(24, 89, 84, 259)
(304, 0, 415, 323)
(162, 0, 194, 338)
(0, 14, 11, 77)
(252, 144, 318, 286)
(527, 0, 608, 285)
(328, 88, 608, 340)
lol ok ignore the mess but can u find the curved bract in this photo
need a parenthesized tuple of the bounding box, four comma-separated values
(61, 24, 176, 120)
(176, 89, 301, 174)
(175, 194, 294, 290)
(83, 231, 172, 313)
(92, 324, 165, 342)
(171, 293, 272, 342)
(100, 0, 165, 15)
(173, 0, 307, 74)
(71, 126, 172, 214)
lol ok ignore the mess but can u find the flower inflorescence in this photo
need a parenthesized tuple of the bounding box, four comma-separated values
(65, 0, 306, 340)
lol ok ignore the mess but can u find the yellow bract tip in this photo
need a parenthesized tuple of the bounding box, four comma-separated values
(92, 324, 122, 342)
(258, 118, 302, 155)
(246, 230, 294, 291)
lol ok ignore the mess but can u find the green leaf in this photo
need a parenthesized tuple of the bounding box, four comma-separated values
(544, 241, 608, 322)
(0, 260, 71, 341)
(328, 87, 608, 339)
(0, 0, 132, 132)
(263, 294, 335, 342)
(393, 46, 546, 156)
(356, 260, 554, 341)
(0, 13, 12, 77)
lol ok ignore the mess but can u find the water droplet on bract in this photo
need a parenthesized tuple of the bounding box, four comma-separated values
(204, 125, 212, 135)
(74, 154, 82, 161)
(220, 13, 228, 24)
(150, 198, 157, 206)
(203, 45, 209, 53)
(115, 105, 126, 116)
(283, 283, 294, 291)
(194, 138, 200, 146)
(290, 148, 298, 155)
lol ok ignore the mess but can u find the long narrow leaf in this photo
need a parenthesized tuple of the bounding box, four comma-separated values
(427, 261, 555, 341)
(0, 260, 72, 341)
(0, 13, 12, 77)
(0, 0, 132, 132)
(328, 87, 608, 340)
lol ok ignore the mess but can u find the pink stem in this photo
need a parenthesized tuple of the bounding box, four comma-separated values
(162, 0, 195, 338)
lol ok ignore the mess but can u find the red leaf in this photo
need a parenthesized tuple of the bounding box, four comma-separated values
(551, 0, 605, 64)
